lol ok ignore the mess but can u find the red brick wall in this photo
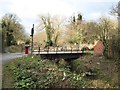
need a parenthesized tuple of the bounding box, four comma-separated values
(94, 41, 104, 56)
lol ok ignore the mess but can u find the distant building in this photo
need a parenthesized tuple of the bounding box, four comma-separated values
(94, 40, 104, 56)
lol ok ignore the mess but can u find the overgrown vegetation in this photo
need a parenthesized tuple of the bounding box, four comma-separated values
(70, 55, 119, 88)
(3, 55, 85, 89)
(2, 55, 119, 89)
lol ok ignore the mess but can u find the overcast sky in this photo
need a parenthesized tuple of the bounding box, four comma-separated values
(0, 0, 119, 35)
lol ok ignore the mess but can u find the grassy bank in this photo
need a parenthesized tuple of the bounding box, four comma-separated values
(2, 61, 14, 88)
(70, 55, 119, 88)
(2, 55, 119, 89)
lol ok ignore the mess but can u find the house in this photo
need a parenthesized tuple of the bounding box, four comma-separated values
(94, 40, 104, 56)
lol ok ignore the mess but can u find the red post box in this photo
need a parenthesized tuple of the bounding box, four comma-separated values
(25, 45, 30, 54)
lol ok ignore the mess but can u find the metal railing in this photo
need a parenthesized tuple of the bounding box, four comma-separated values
(34, 46, 78, 51)
(32, 46, 93, 55)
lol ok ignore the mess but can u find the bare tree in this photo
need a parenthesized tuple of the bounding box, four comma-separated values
(37, 14, 65, 47)
(98, 17, 118, 57)
(65, 13, 85, 46)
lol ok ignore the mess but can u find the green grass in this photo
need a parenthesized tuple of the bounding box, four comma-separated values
(2, 61, 15, 88)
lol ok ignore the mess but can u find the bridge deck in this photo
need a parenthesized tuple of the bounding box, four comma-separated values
(33, 51, 93, 59)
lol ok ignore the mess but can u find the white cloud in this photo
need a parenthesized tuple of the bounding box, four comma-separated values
(3, 0, 77, 34)
(10, 0, 76, 18)
(89, 12, 102, 20)
(73, 0, 119, 2)
(88, 12, 117, 21)
(0, 0, 118, 34)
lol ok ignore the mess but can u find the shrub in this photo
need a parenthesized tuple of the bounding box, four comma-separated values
(57, 59, 68, 68)
(9, 55, 85, 89)
(70, 57, 100, 79)
(70, 59, 87, 73)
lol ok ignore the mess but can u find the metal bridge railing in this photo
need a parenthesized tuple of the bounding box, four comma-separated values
(32, 46, 93, 55)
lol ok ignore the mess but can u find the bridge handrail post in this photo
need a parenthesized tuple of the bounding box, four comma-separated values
(48, 46, 49, 53)
(82, 49, 84, 53)
(54, 46, 55, 52)
(47, 46, 49, 54)
(71, 46, 72, 53)
(64, 46, 67, 53)
(77, 45, 79, 53)
(38, 46, 40, 54)
(56, 46, 58, 54)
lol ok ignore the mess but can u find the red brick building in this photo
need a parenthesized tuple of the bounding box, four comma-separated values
(94, 40, 104, 56)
